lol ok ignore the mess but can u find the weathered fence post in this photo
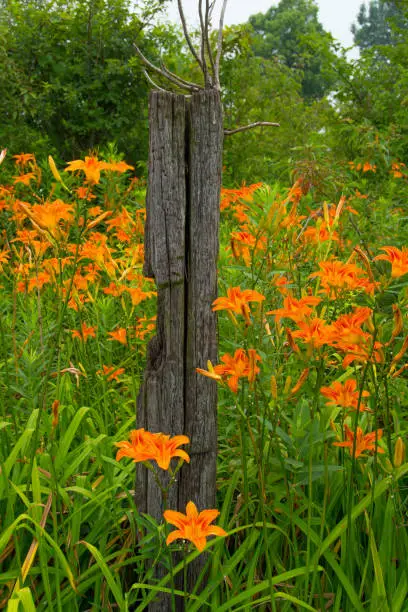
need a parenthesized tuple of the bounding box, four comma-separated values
(136, 88, 223, 608)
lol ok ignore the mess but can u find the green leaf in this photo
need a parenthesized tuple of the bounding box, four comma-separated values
(79, 541, 125, 609)
(7, 587, 36, 612)
(54, 406, 90, 472)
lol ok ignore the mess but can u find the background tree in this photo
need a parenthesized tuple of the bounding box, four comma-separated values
(248, 0, 335, 99)
(331, 1, 408, 163)
(351, 0, 406, 50)
(0, 0, 173, 162)
(219, 24, 333, 185)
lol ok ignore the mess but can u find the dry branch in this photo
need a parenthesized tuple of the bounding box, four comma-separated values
(224, 121, 280, 136)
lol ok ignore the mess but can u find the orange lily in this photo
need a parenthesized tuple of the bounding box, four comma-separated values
(374, 246, 408, 278)
(71, 322, 97, 342)
(65, 156, 109, 185)
(164, 501, 227, 552)
(108, 328, 127, 344)
(333, 424, 385, 458)
(115, 429, 190, 470)
(329, 307, 372, 346)
(116, 429, 158, 464)
(267, 295, 321, 323)
(196, 348, 261, 393)
(320, 379, 370, 411)
(291, 318, 331, 350)
(13, 153, 35, 167)
(148, 433, 190, 470)
(309, 259, 376, 298)
(212, 286, 265, 325)
(23, 200, 74, 238)
(98, 365, 125, 381)
(13, 172, 37, 186)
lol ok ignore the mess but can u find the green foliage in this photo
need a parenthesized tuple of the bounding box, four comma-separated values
(351, 0, 407, 50)
(220, 26, 333, 185)
(248, 0, 336, 99)
(0, 0, 174, 162)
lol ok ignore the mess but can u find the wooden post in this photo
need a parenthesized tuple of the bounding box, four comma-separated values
(136, 89, 223, 608)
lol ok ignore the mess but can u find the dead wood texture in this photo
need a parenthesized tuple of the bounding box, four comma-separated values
(136, 89, 223, 609)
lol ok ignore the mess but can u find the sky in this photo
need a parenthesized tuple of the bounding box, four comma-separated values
(163, 0, 366, 51)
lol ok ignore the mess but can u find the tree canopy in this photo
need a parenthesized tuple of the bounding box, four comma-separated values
(0, 0, 173, 161)
(248, 0, 335, 99)
(351, 0, 407, 50)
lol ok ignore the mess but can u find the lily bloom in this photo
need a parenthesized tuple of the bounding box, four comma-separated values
(362, 162, 376, 173)
(230, 231, 266, 266)
(320, 379, 370, 412)
(391, 162, 405, 178)
(13, 153, 35, 167)
(267, 295, 321, 323)
(13, 172, 37, 185)
(103, 282, 125, 297)
(108, 328, 127, 344)
(75, 186, 97, 200)
(329, 307, 372, 346)
(21, 200, 74, 237)
(97, 365, 125, 381)
(164, 501, 227, 552)
(374, 246, 408, 278)
(333, 424, 385, 458)
(291, 318, 331, 350)
(105, 160, 134, 173)
(115, 428, 190, 470)
(65, 156, 109, 185)
(71, 322, 97, 342)
(196, 348, 261, 393)
(116, 429, 158, 464)
(212, 286, 265, 325)
(309, 259, 375, 298)
(220, 182, 262, 211)
(148, 433, 191, 470)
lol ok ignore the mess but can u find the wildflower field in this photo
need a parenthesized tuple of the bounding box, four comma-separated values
(1, 149, 408, 612)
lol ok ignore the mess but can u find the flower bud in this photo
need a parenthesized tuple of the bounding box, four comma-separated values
(394, 436, 405, 467)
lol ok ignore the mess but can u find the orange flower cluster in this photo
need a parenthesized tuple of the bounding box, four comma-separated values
(115, 428, 190, 471)
(230, 230, 267, 267)
(196, 348, 261, 393)
(97, 365, 125, 382)
(333, 424, 384, 458)
(267, 295, 321, 323)
(65, 155, 134, 185)
(375, 246, 408, 278)
(266, 290, 383, 367)
(390, 162, 406, 178)
(164, 501, 227, 552)
(220, 182, 262, 212)
(116, 429, 226, 552)
(0, 154, 153, 320)
(212, 286, 265, 325)
(320, 379, 370, 412)
(348, 161, 377, 173)
(309, 259, 377, 298)
(71, 322, 97, 342)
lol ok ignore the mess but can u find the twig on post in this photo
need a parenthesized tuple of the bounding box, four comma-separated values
(214, 0, 228, 90)
(159, 61, 203, 91)
(177, 0, 205, 74)
(143, 70, 170, 93)
(204, 0, 216, 80)
(224, 121, 280, 136)
(198, 0, 210, 86)
(133, 43, 199, 92)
